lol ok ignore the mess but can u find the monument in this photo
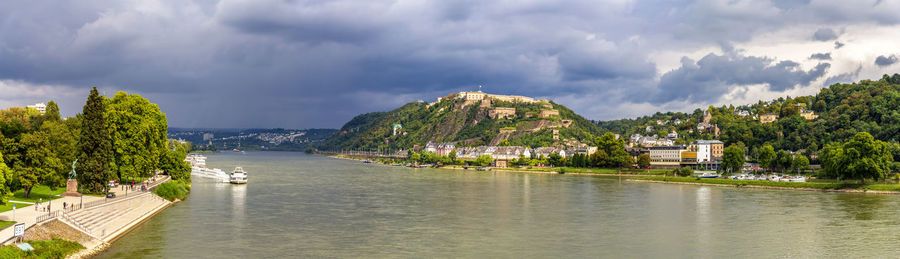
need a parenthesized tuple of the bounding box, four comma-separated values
(62, 160, 81, 197)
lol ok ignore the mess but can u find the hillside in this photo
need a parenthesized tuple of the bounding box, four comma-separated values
(318, 92, 605, 151)
(597, 74, 900, 157)
(169, 128, 336, 151)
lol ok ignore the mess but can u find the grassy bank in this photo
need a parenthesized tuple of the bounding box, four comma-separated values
(153, 181, 191, 201)
(0, 220, 14, 230)
(634, 176, 900, 192)
(494, 166, 669, 176)
(0, 238, 84, 259)
(12, 185, 65, 203)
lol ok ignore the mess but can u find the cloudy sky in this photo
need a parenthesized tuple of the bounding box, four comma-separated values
(2, 0, 900, 128)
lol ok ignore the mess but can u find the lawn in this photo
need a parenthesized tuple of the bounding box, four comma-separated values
(0, 237, 84, 259)
(0, 202, 33, 213)
(11, 185, 65, 203)
(0, 220, 15, 230)
(634, 176, 900, 192)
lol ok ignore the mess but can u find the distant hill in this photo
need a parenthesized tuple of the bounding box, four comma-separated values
(597, 74, 900, 157)
(317, 92, 605, 151)
(169, 128, 336, 151)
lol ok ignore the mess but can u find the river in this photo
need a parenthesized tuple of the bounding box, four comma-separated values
(96, 151, 900, 258)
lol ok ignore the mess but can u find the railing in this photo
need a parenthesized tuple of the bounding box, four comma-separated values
(36, 211, 61, 224)
(60, 211, 91, 234)
(33, 175, 172, 224)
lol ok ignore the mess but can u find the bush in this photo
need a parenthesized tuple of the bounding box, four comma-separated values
(153, 181, 190, 201)
(0, 237, 84, 258)
(671, 167, 694, 177)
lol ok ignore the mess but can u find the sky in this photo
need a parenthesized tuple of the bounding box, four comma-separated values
(2, 0, 900, 129)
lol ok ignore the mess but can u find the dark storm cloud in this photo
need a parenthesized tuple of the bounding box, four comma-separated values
(809, 53, 832, 60)
(875, 55, 898, 67)
(812, 28, 839, 41)
(651, 52, 829, 103)
(2, 0, 900, 127)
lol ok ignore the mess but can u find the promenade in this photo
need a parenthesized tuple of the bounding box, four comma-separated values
(0, 175, 172, 246)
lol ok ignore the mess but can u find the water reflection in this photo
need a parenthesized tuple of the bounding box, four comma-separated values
(232, 184, 247, 223)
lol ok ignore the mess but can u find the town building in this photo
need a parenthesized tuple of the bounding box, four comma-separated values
(625, 147, 649, 162)
(26, 102, 46, 114)
(532, 147, 565, 158)
(734, 110, 750, 117)
(759, 113, 778, 123)
(693, 140, 724, 163)
(796, 104, 819, 120)
(649, 145, 687, 167)
(424, 142, 456, 156)
(565, 147, 598, 157)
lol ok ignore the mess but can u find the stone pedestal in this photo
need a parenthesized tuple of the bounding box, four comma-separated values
(62, 179, 81, 197)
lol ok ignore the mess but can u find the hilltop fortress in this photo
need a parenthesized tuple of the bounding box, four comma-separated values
(432, 91, 550, 106)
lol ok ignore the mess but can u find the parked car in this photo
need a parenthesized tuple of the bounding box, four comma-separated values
(106, 193, 116, 198)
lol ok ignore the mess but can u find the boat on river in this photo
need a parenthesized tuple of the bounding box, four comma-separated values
(230, 167, 248, 184)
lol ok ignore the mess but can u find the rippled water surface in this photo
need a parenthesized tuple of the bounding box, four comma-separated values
(97, 152, 900, 258)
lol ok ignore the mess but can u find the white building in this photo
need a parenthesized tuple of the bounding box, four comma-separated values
(532, 147, 565, 158)
(693, 140, 724, 163)
(26, 102, 46, 114)
(649, 145, 687, 166)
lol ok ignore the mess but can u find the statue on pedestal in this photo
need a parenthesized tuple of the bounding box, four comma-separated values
(62, 159, 81, 197)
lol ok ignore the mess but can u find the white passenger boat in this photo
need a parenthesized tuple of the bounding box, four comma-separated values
(230, 167, 248, 184)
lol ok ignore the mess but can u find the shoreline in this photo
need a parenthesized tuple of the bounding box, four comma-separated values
(628, 179, 900, 194)
(325, 154, 660, 177)
(324, 153, 900, 194)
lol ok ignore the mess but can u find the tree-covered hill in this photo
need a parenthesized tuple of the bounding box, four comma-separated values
(318, 94, 605, 151)
(597, 74, 900, 158)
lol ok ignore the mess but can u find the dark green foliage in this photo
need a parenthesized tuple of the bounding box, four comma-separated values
(637, 154, 651, 168)
(318, 97, 604, 151)
(76, 87, 115, 193)
(154, 181, 190, 201)
(671, 166, 694, 177)
(722, 145, 744, 172)
(160, 139, 191, 182)
(597, 74, 900, 155)
(821, 132, 893, 182)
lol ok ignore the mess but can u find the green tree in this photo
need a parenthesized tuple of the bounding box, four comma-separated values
(637, 154, 651, 168)
(758, 145, 775, 172)
(776, 150, 793, 172)
(160, 139, 191, 182)
(474, 155, 493, 167)
(723, 145, 745, 173)
(448, 150, 457, 165)
(792, 154, 810, 174)
(106, 92, 168, 182)
(408, 151, 421, 164)
(821, 132, 893, 182)
(15, 131, 60, 197)
(45, 101, 61, 122)
(0, 150, 13, 204)
(590, 150, 608, 168)
(548, 153, 564, 167)
(41, 120, 78, 189)
(76, 87, 115, 193)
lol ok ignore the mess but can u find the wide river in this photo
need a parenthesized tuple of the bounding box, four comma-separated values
(97, 151, 900, 258)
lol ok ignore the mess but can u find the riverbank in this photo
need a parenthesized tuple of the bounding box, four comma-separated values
(629, 176, 900, 194)
(327, 154, 664, 177)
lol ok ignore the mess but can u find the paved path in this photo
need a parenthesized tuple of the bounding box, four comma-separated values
(0, 174, 171, 244)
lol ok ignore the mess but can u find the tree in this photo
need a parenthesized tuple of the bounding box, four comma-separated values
(474, 155, 493, 167)
(723, 145, 745, 173)
(590, 150, 608, 168)
(792, 154, 810, 174)
(0, 151, 11, 204)
(776, 150, 793, 172)
(160, 139, 191, 182)
(15, 131, 60, 197)
(821, 132, 893, 182)
(637, 154, 651, 168)
(448, 150, 457, 164)
(76, 87, 115, 193)
(107, 92, 168, 182)
(41, 120, 78, 189)
(548, 153, 564, 167)
(408, 151, 421, 164)
(45, 101, 61, 122)
(758, 145, 775, 172)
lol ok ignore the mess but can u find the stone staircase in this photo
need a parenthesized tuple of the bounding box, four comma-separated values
(64, 193, 168, 238)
